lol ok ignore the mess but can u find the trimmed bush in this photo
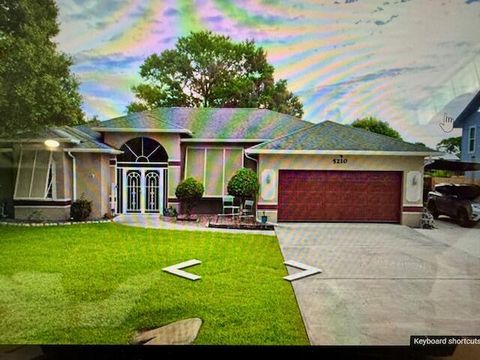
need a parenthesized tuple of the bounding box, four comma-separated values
(70, 197, 92, 221)
(227, 168, 259, 206)
(175, 177, 204, 216)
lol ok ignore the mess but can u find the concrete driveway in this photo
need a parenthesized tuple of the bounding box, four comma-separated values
(275, 223, 480, 345)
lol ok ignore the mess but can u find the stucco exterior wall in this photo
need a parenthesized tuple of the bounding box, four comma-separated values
(75, 152, 112, 219)
(256, 154, 425, 226)
(14, 206, 70, 221)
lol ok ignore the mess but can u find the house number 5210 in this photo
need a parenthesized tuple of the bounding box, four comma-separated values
(333, 155, 347, 164)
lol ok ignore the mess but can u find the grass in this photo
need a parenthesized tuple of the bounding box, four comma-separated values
(0, 223, 308, 345)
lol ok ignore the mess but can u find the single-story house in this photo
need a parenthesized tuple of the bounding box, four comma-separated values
(0, 107, 437, 226)
(454, 89, 480, 183)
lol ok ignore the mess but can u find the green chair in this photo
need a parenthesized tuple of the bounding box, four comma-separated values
(241, 200, 255, 218)
(222, 195, 239, 215)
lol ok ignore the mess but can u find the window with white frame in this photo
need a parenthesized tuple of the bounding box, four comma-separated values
(185, 147, 244, 197)
(468, 126, 476, 154)
(14, 149, 55, 199)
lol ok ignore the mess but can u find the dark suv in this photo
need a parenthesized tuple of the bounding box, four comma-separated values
(427, 183, 480, 227)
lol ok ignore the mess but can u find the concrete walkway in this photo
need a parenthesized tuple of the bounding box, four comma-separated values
(275, 222, 480, 345)
(113, 214, 276, 236)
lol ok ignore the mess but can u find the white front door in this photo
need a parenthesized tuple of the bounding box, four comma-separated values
(122, 168, 164, 214)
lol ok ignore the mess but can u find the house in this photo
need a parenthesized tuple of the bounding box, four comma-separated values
(453, 89, 480, 183)
(0, 107, 437, 226)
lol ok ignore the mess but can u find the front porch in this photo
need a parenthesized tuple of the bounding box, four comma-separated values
(113, 214, 275, 234)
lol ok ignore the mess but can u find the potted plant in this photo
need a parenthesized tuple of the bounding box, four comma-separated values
(260, 211, 268, 224)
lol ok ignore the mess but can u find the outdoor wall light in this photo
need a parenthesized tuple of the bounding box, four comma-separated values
(266, 174, 271, 184)
(411, 174, 418, 186)
(44, 139, 60, 148)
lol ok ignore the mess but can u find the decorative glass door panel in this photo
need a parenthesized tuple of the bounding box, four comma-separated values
(145, 170, 161, 213)
(126, 170, 142, 213)
(121, 168, 164, 214)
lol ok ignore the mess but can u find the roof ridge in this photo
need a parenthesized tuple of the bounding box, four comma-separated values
(248, 120, 318, 150)
(248, 120, 437, 153)
(331, 120, 433, 150)
(145, 110, 186, 130)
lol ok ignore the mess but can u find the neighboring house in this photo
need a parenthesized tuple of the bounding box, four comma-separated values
(453, 89, 480, 183)
(0, 107, 437, 226)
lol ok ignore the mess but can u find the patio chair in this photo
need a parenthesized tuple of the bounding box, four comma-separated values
(222, 195, 240, 216)
(240, 200, 255, 219)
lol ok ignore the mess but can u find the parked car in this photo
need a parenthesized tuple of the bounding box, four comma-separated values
(427, 183, 480, 227)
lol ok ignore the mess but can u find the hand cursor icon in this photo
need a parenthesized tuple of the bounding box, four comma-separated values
(439, 113, 454, 133)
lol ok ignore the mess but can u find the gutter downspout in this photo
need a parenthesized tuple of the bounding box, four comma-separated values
(67, 151, 77, 201)
(245, 152, 259, 221)
(245, 152, 258, 172)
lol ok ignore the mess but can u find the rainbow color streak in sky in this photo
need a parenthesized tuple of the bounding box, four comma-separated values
(56, 0, 480, 146)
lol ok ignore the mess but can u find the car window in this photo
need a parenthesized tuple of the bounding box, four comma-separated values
(455, 186, 480, 200)
(435, 186, 451, 195)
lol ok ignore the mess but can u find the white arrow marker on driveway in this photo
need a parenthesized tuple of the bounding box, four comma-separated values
(163, 259, 202, 281)
(283, 260, 322, 282)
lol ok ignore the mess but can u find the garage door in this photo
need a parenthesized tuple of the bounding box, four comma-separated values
(278, 170, 402, 223)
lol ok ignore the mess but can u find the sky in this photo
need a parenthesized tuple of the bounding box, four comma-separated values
(55, 0, 480, 147)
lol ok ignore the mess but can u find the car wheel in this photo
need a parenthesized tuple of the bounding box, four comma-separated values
(427, 202, 439, 219)
(457, 209, 473, 228)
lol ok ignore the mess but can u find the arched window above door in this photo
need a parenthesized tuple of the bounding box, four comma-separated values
(117, 137, 168, 163)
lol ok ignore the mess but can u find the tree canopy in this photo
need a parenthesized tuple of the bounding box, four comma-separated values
(436, 136, 461, 157)
(0, 0, 84, 138)
(128, 31, 303, 118)
(351, 116, 402, 140)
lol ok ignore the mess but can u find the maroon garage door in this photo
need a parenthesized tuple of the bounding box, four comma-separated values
(278, 170, 402, 223)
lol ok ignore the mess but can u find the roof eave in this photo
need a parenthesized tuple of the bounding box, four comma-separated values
(0, 138, 81, 144)
(63, 148, 123, 155)
(181, 138, 269, 143)
(245, 149, 441, 156)
(91, 127, 193, 136)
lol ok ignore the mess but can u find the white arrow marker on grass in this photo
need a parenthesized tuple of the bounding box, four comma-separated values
(283, 260, 322, 282)
(163, 259, 202, 281)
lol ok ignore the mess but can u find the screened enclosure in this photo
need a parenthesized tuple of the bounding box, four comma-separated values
(14, 149, 56, 199)
(184, 147, 244, 197)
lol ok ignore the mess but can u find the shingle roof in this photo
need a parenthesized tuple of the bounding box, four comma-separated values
(247, 121, 437, 154)
(91, 107, 310, 140)
(0, 126, 121, 153)
(61, 126, 121, 153)
(92, 110, 192, 134)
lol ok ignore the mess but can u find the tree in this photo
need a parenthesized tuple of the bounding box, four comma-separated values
(351, 116, 402, 140)
(0, 0, 84, 138)
(227, 168, 260, 207)
(127, 31, 303, 118)
(175, 177, 204, 217)
(436, 136, 461, 157)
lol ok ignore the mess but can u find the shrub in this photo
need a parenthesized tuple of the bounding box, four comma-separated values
(227, 168, 260, 206)
(175, 177, 204, 216)
(70, 196, 92, 221)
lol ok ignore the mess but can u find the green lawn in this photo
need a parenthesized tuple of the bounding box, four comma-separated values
(0, 223, 308, 345)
